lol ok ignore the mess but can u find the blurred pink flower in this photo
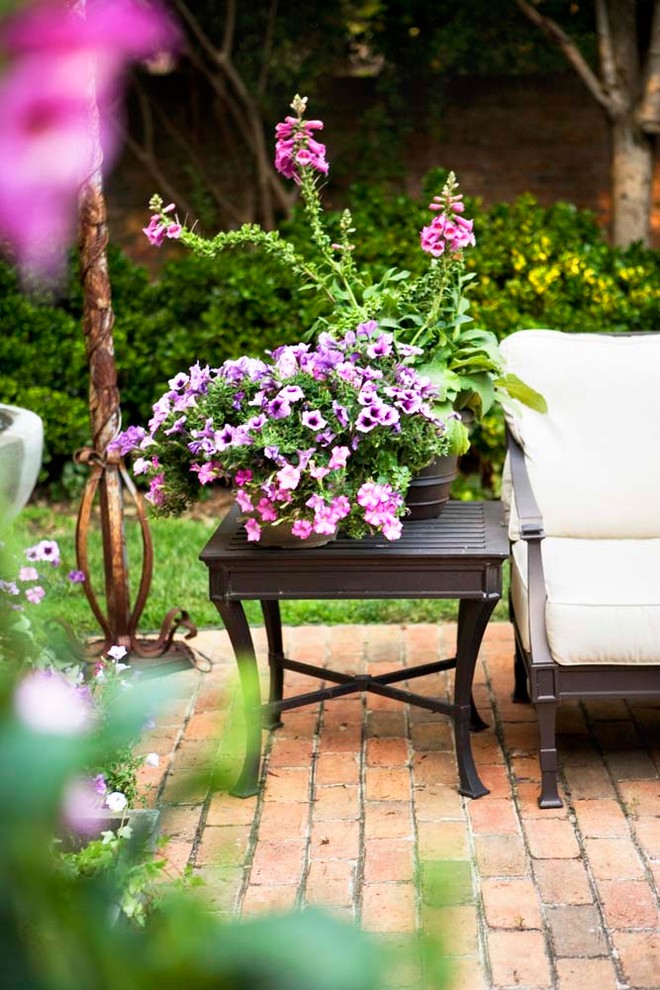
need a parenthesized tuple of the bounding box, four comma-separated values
(25, 585, 45, 604)
(61, 776, 105, 833)
(0, 0, 179, 277)
(14, 670, 93, 735)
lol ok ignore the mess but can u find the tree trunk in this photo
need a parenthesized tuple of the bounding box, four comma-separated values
(611, 117, 655, 246)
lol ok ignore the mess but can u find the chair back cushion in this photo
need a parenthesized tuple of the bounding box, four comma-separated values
(500, 330, 660, 538)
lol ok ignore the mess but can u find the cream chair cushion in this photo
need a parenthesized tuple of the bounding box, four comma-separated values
(511, 538, 660, 665)
(500, 330, 660, 539)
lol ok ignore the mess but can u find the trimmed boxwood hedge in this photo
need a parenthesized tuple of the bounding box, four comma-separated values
(2, 177, 658, 492)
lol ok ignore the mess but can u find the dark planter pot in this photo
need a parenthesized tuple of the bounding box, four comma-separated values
(406, 455, 458, 520)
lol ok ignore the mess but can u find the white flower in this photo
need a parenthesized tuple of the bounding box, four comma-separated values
(115, 662, 130, 672)
(105, 791, 128, 812)
(107, 645, 128, 661)
(143, 752, 159, 768)
(14, 671, 93, 736)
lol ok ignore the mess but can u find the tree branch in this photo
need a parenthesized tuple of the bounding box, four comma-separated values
(172, 0, 219, 63)
(222, 0, 236, 57)
(594, 0, 617, 93)
(121, 129, 197, 220)
(147, 89, 245, 225)
(258, 0, 278, 98)
(638, 0, 660, 133)
(515, 0, 615, 115)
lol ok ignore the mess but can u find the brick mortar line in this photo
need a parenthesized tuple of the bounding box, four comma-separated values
(354, 628, 368, 924)
(578, 697, 660, 925)
(481, 641, 650, 990)
(154, 668, 205, 808)
(478, 643, 557, 989)
(549, 701, 635, 988)
(457, 634, 497, 990)
(232, 710, 273, 914)
(297, 628, 328, 910)
(189, 678, 256, 913)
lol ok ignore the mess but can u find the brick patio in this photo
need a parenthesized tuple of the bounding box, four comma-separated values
(136, 623, 660, 990)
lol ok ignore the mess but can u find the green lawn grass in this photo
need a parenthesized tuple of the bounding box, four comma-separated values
(14, 506, 509, 635)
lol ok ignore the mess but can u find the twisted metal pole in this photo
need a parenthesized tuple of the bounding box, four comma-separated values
(73, 3, 196, 667)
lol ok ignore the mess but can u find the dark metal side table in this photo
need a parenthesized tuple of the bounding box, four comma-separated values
(200, 501, 508, 800)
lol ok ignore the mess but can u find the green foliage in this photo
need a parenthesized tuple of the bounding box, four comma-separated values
(57, 823, 167, 927)
(2, 184, 659, 489)
(0, 649, 391, 990)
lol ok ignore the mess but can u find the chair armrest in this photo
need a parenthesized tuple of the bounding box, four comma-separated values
(506, 426, 545, 540)
(506, 427, 554, 669)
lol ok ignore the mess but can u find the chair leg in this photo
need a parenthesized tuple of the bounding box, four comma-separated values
(536, 699, 562, 808)
(512, 637, 530, 703)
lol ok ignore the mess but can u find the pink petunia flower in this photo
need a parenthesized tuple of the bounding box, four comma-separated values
(18, 566, 39, 582)
(244, 517, 261, 542)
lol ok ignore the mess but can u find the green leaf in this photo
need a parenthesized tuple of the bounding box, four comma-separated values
(495, 373, 548, 412)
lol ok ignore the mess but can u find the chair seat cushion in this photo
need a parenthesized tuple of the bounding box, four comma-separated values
(511, 538, 660, 665)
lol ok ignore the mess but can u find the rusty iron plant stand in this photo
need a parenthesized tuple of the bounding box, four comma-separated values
(73, 172, 197, 670)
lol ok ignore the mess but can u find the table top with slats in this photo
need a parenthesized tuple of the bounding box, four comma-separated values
(200, 501, 508, 602)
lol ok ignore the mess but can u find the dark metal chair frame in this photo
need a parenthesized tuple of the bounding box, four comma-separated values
(507, 425, 660, 808)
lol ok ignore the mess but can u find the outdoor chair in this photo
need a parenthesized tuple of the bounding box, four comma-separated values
(500, 329, 660, 808)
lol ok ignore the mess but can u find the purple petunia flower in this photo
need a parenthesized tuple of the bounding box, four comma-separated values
(302, 409, 327, 430)
(332, 401, 350, 427)
(67, 570, 86, 583)
(163, 415, 187, 435)
(355, 407, 379, 432)
(108, 425, 146, 456)
(25, 540, 60, 566)
(267, 396, 292, 420)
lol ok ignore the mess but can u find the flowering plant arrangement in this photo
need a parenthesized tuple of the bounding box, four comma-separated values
(1, 536, 155, 810)
(115, 323, 456, 542)
(145, 95, 544, 451)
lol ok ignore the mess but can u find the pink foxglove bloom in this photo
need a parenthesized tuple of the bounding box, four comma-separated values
(274, 101, 329, 182)
(420, 174, 475, 259)
(15, 670, 93, 736)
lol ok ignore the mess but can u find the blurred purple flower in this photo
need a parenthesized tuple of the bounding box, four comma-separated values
(67, 569, 86, 584)
(25, 539, 60, 566)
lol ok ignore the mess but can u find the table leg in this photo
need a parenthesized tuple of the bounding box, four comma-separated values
(454, 598, 497, 798)
(214, 600, 262, 798)
(261, 600, 284, 730)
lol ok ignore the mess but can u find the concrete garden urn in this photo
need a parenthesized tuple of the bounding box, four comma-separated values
(0, 404, 43, 520)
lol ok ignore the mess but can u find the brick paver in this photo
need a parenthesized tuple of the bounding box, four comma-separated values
(139, 623, 660, 989)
